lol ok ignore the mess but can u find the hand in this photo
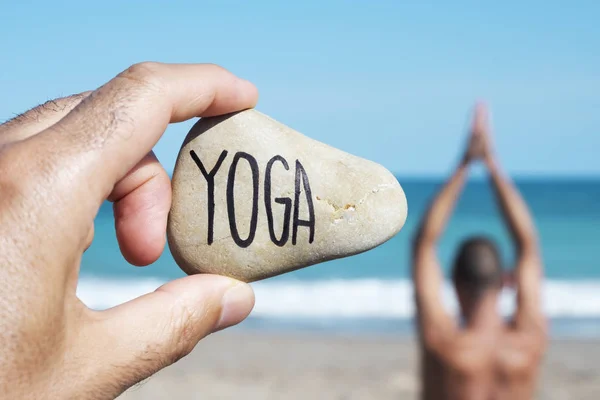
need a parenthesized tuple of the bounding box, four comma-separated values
(0, 63, 258, 399)
(462, 102, 494, 164)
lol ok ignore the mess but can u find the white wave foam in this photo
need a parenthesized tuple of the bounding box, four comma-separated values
(76, 277, 600, 319)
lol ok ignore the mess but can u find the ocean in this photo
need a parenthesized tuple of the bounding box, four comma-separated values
(78, 178, 600, 338)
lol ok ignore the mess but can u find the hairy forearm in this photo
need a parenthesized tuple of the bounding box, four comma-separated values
(485, 158, 538, 255)
(486, 158, 544, 325)
(414, 162, 469, 245)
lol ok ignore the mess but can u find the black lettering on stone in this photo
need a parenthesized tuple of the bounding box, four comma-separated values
(227, 152, 259, 248)
(190, 149, 228, 245)
(264, 155, 292, 247)
(292, 160, 315, 245)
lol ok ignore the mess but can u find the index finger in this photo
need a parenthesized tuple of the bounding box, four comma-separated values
(30, 62, 258, 211)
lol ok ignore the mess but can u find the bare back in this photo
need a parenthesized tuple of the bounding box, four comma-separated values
(421, 324, 545, 400)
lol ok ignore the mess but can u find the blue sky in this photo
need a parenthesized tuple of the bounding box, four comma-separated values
(1, 0, 598, 176)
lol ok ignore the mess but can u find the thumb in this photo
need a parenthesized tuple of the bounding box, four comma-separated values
(78, 275, 254, 396)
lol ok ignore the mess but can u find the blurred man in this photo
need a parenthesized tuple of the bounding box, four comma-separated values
(412, 104, 547, 400)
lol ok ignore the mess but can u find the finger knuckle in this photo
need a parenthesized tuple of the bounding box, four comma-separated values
(203, 63, 227, 74)
(61, 91, 91, 107)
(118, 62, 165, 93)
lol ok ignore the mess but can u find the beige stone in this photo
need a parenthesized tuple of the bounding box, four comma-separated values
(167, 109, 407, 282)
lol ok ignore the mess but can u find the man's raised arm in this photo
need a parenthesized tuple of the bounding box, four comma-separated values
(478, 105, 545, 330)
(412, 108, 483, 346)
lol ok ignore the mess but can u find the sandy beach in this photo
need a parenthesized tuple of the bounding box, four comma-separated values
(118, 331, 600, 400)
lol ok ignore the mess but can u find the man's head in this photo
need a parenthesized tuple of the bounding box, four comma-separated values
(452, 236, 503, 319)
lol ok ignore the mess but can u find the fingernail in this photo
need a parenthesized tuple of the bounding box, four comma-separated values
(216, 282, 254, 332)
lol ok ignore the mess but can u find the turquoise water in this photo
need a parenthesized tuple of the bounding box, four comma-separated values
(79, 178, 600, 336)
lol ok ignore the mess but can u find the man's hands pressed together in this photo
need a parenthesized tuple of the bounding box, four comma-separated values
(0, 63, 258, 399)
(462, 102, 493, 165)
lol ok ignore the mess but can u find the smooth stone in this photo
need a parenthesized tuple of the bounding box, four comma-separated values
(167, 109, 407, 282)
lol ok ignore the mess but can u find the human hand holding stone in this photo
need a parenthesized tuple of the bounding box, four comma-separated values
(0, 63, 257, 399)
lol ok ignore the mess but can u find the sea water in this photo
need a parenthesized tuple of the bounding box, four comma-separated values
(78, 178, 600, 338)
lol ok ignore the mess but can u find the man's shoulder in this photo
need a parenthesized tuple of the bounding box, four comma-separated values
(421, 331, 490, 372)
(491, 330, 545, 379)
(502, 325, 548, 358)
(426, 331, 543, 376)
